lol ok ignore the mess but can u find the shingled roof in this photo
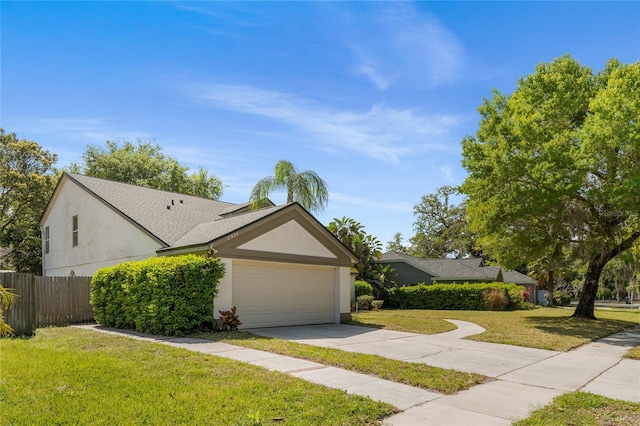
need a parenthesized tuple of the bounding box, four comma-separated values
(46, 173, 293, 250)
(380, 251, 525, 284)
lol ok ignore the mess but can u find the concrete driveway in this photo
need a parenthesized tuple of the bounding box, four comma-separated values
(250, 321, 640, 425)
(250, 320, 559, 377)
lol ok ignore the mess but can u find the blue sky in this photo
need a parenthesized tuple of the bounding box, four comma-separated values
(2, 1, 639, 247)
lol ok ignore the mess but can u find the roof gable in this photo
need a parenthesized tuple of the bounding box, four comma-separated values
(49, 173, 244, 246)
(45, 174, 356, 266)
(237, 219, 337, 258)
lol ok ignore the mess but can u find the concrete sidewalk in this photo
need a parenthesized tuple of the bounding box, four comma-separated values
(77, 322, 640, 426)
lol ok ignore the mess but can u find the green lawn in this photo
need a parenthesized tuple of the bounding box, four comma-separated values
(625, 345, 640, 359)
(0, 328, 396, 425)
(198, 331, 486, 394)
(351, 308, 640, 351)
(514, 392, 640, 426)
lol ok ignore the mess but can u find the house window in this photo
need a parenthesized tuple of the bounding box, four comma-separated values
(72, 215, 78, 247)
(44, 226, 50, 254)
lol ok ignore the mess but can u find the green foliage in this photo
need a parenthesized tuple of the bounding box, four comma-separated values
(596, 287, 612, 301)
(612, 288, 627, 301)
(235, 410, 263, 426)
(249, 159, 328, 213)
(0, 285, 19, 337)
(70, 139, 223, 199)
(385, 282, 526, 311)
(0, 130, 58, 273)
(460, 56, 640, 319)
(90, 255, 224, 336)
(545, 290, 572, 306)
(218, 306, 242, 331)
(328, 217, 393, 298)
(410, 186, 480, 259)
(354, 280, 373, 298)
(371, 300, 384, 311)
(356, 295, 373, 310)
(386, 232, 409, 254)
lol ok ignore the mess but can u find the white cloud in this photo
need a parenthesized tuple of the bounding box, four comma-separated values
(343, 3, 465, 89)
(188, 83, 462, 164)
(330, 192, 413, 212)
(22, 118, 152, 143)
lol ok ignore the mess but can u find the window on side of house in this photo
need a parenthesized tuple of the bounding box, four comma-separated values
(44, 226, 50, 254)
(72, 215, 78, 247)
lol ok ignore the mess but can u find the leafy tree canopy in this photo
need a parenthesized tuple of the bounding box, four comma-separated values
(69, 140, 223, 199)
(409, 186, 480, 259)
(0, 130, 58, 273)
(461, 56, 640, 319)
(386, 232, 409, 254)
(250, 160, 328, 213)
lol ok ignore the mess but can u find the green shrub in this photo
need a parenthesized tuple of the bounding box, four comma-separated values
(371, 300, 384, 310)
(91, 255, 225, 336)
(544, 290, 572, 306)
(384, 282, 527, 311)
(355, 280, 373, 298)
(482, 288, 509, 311)
(356, 295, 374, 310)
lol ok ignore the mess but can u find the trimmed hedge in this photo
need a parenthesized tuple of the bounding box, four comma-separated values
(384, 282, 527, 310)
(91, 255, 225, 336)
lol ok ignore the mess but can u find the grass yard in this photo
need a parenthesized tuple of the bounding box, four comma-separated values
(0, 328, 396, 425)
(514, 392, 640, 426)
(197, 331, 486, 394)
(625, 345, 640, 359)
(351, 308, 640, 351)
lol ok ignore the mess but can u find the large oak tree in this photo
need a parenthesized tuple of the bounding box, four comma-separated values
(0, 130, 58, 273)
(410, 186, 479, 259)
(70, 140, 223, 199)
(461, 56, 639, 319)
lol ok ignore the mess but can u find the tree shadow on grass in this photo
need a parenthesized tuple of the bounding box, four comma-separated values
(523, 314, 639, 341)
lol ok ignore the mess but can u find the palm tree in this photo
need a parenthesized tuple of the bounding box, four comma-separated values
(250, 160, 329, 213)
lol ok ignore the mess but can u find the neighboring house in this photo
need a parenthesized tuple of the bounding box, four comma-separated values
(380, 251, 538, 303)
(39, 173, 357, 328)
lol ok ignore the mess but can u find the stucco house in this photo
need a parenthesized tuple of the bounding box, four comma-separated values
(39, 173, 357, 328)
(380, 251, 538, 303)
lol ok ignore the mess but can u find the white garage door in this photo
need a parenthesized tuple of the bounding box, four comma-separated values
(233, 260, 336, 328)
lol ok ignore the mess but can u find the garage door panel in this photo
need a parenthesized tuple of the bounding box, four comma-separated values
(233, 261, 336, 328)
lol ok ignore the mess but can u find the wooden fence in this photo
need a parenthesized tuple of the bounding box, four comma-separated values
(1, 273, 93, 336)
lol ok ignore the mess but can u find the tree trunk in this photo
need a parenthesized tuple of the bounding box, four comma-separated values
(547, 270, 555, 307)
(572, 258, 605, 319)
(572, 231, 640, 319)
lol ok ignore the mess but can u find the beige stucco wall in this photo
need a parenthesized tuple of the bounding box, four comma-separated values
(237, 219, 337, 258)
(338, 266, 351, 321)
(41, 178, 161, 276)
(214, 258, 234, 313)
